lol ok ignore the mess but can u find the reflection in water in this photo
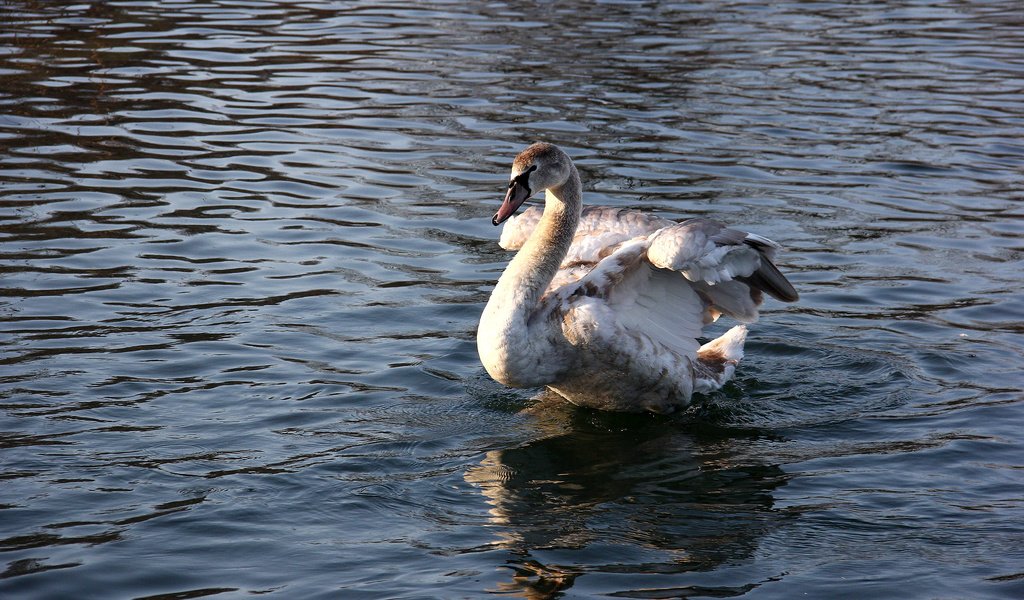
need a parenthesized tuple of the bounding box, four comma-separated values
(467, 396, 789, 597)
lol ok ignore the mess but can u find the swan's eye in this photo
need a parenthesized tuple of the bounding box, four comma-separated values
(509, 164, 537, 187)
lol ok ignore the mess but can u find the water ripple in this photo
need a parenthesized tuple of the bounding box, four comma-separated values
(2, 0, 1023, 598)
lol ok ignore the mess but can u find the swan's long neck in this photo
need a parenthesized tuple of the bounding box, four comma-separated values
(478, 164, 581, 386)
(501, 171, 581, 310)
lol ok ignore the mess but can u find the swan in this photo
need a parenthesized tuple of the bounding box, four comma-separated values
(477, 142, 799, 413)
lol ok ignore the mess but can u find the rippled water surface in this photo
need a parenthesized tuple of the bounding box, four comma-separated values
(2, 1, 1023, 598)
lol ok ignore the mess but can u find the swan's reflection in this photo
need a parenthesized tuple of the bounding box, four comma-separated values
(467, 393, 789, 598)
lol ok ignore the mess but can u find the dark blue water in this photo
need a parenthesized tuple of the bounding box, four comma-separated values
(2, 1, 1023, 598)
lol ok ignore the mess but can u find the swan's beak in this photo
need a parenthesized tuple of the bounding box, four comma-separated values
(492, 179, 532, 226)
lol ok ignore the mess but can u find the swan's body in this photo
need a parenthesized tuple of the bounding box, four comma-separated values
(477, 143, 798, 413)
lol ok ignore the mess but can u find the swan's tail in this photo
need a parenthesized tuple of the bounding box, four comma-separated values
(693, 325, 747, 394)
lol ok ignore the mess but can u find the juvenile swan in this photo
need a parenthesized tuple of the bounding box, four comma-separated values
(477, 143, 798, 413)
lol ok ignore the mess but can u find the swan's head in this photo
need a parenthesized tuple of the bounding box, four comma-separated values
(493, 142, 572, 226)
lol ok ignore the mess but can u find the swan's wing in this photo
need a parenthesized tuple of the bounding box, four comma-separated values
(496, 207, 539, 250)
(547, 240, 708, 361)
(646, 218, 799, 314)
(500, 206, 669, 297)
(547, 218, 796, 343)
(538, 215, 796, 334)
(540, 227, 795, 405)
(506, 206, 677, 296)
(499, 206, 672, 254)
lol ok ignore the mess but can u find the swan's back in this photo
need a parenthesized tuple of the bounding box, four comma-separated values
(500, 206, 672, 252)
(500, 205, 797, 306)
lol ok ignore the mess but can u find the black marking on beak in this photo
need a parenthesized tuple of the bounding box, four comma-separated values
(492, 165, 537, 226)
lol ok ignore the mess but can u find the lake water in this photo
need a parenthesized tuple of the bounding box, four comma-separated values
(2, 1, 1023, 598)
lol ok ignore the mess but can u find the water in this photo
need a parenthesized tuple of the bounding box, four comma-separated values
(2, 1, 1022, 598)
